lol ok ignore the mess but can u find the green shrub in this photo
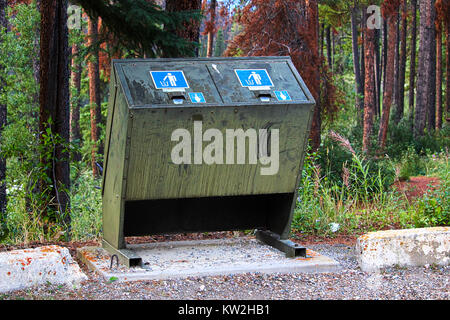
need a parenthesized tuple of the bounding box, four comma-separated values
(69, 168, 102, 241)
(413, 152, 449, 228)
(398, 146, 427, 181)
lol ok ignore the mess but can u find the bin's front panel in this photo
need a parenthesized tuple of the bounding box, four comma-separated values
(206, 60, 309, 104)
(119, 62, 223, 106)
(124, 103, 313, 200)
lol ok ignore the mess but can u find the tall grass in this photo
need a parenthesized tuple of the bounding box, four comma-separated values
(292, 139, 449, 237)
(69, 168, 102, 241)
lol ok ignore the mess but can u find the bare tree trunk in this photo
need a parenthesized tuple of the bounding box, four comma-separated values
(0, 0, 7, 227)
(395, 0, 408, 123)
(435, 21, 443, 130)
(88, 17, 101, 177)
(306, 0, 321, 151)
(360, 6, 366, 105)
(39, 0, 71, 230)
(446, 6, 450, 124)
(351, 6, 364, 124)
(382, 19, 388, 97)
(70, 43, 82, 162)
(332, 28, 335, 68)
(320, 23, 324, 59)
(415, 0, 437, 137)
(363, 28, 376, 154)
(393, 12, 401, 116)
(374, 28, 381, 118)
(206, 0, 216, 58)
(378, 10, 398, 151)
(409, 0, 418, 122)
(326, 25, 332, 69)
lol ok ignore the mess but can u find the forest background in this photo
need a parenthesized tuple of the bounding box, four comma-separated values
(0, 0, 448, 244)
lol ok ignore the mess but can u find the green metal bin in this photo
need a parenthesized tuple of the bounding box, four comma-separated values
(102, 57, 315, 266)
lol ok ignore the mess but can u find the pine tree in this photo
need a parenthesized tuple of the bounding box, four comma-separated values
(409, 0, 418, 122)
(39, 0, 71, 231)
(87, 16, 102, 177)
(165, 0, 202, 57)
(74, 0, 202, 57)
(205, 0, 217, 57)
(415, 0, 437, 137)
(70, 38, 82, 163)
(394, 0, 408, 123)
(363, 27, 376, 154)
(378, 0, 401, 151)
(214, 28, 225, 57)
(351, 5, 363, 124)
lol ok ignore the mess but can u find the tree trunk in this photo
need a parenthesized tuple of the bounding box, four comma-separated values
(435, 21, 442, 130)
(446, 6, 450, 124)
(362, 28, 376, 154)
(374, 28, 381, 118)
(382, 19, 388, 97)
(332, 28, 335, 68)
(306, 0, 321, 151)
(360, 7, 366, 104)
(320, 23, 324, 58)
(393, 12, 401, 114)
(88, 17, 102, 177)
(206, 0, 216, 58)
(70, 43, 82, 162)
(326, 25, 332, 69)
(378, 10, 398, 151)
(39, 0, 71, 229)
(409, 0, 418, 121)
(415, 0, 437, 137)
(395, 0, 408, 123)
(351, 6, 364, 124)
(0, 0, 7, 227)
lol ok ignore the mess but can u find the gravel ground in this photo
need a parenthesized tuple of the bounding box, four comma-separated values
(0, 239, 448, 300)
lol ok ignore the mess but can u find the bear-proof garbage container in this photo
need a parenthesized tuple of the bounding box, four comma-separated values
(102, 57, 315, 266)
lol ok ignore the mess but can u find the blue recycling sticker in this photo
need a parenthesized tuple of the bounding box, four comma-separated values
(150, 70, 189, 89)
(274, 90, 292, 101)
(189, 92, 206, 103)
(235, 69, 274, 88)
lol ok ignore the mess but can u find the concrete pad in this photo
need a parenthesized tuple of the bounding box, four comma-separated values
(356, 227, 450, 272)
(77, 237, 340, 281)
(0, 245, 87, 293)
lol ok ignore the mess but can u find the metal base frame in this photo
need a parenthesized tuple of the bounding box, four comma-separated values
(255, 230, 306, 258)
(102, 239, 142, 268)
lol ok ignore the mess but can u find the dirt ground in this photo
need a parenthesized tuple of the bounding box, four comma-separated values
(393, 176, 441, 201)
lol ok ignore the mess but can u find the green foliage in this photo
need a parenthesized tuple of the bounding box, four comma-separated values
(385, 118, 450, 159)
(411, 151, 450, 228)
(0, 3, 41, 242)
(293, 145, 399, 236)
(0, 3, 74, 242)
(397, 146, 426, 181)
(317, 132, 396, 192)
(70, 169, 102, 241)
(74, 0, 203, 57)
(214, 28, 226, 57)
(293, 148, 449, 237)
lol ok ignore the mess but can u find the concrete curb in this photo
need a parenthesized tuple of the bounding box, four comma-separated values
(356, 227, 450, 272)
(0, 245, 88, 293)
